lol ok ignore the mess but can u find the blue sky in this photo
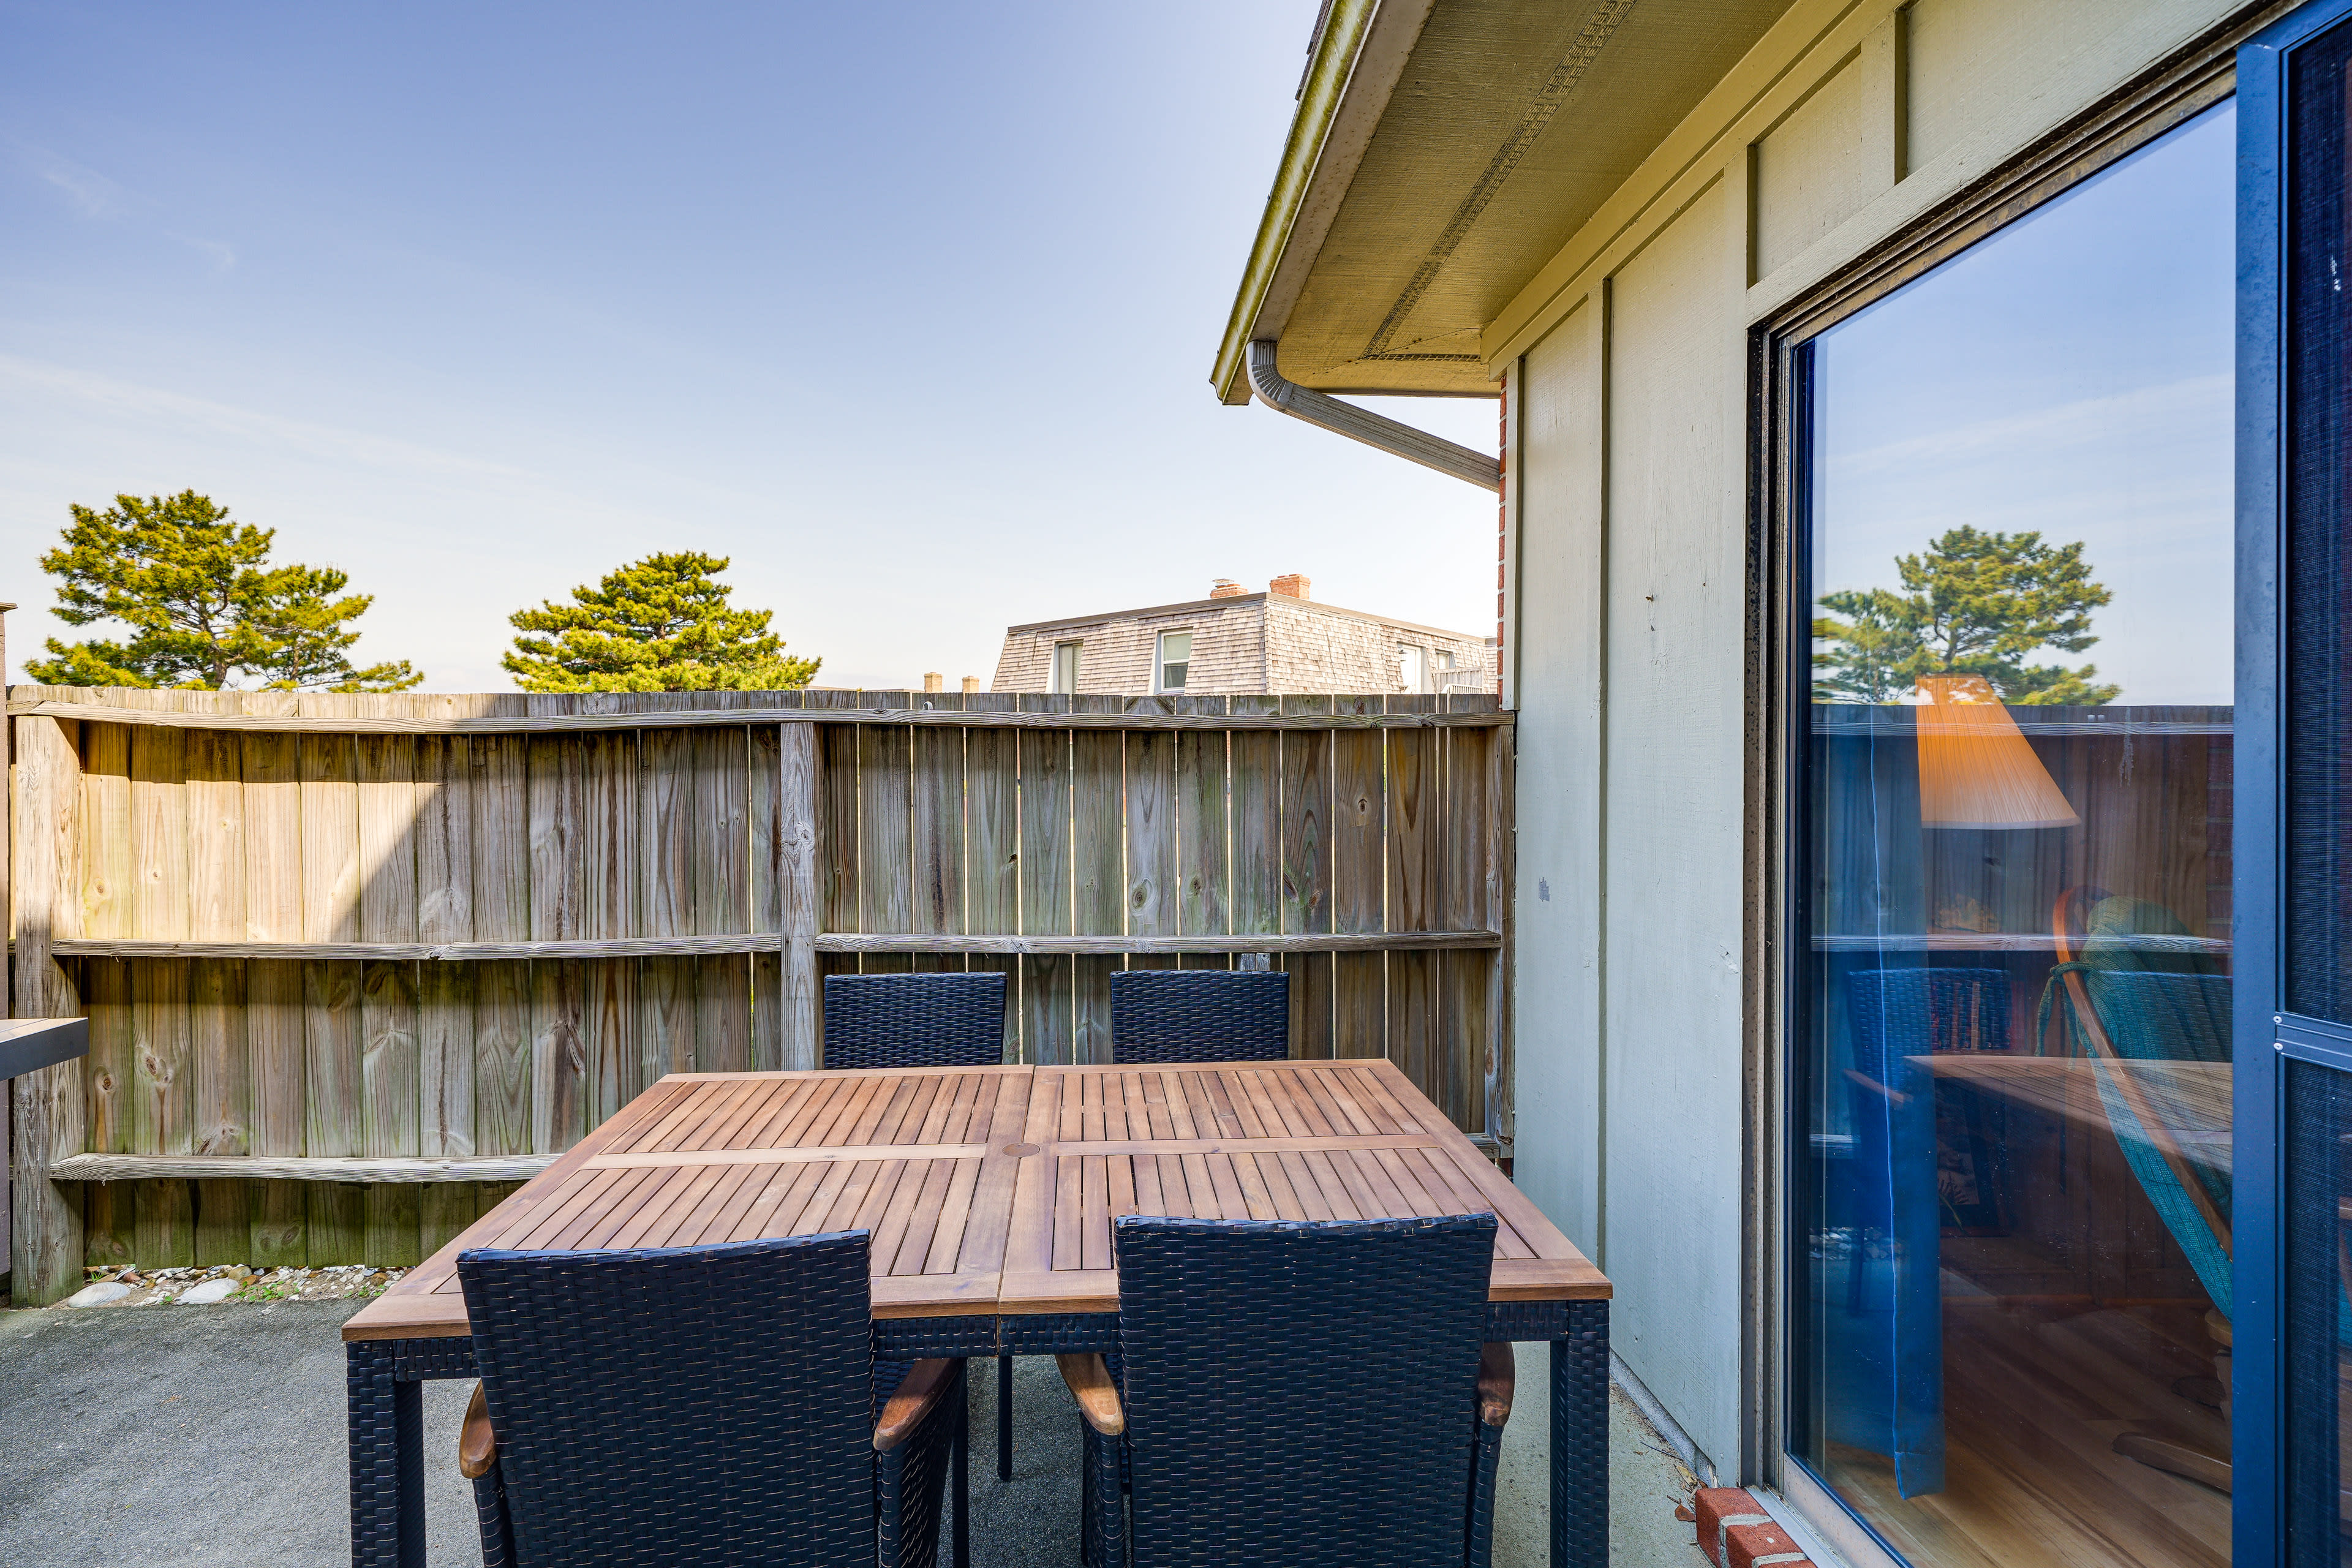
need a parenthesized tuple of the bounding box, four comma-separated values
(1814, 102, 2235, 707)
(0, 2, 1500, 692)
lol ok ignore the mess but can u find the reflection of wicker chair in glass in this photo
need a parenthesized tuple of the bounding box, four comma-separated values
(2045, 888, 2233, 1493)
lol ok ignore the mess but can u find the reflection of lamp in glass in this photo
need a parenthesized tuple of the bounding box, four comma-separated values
(1914, 674, 2079, 829)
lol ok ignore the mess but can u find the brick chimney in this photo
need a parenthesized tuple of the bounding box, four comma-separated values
(960, 676, 980, 694)
(1209, 578, 1244, 599)
(922, 672, 943, 693)
(1268, 573, 1310, 600)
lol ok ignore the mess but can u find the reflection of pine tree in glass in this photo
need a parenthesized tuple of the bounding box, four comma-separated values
(1813, 526, 2119, 704)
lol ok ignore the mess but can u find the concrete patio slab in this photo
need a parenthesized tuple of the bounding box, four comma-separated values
(0, 1302, 1708, 1567)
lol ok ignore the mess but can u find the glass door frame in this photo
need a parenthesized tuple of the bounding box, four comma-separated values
(1748, 26, 2264, 1561)
(2237, 6, 2352, 1561)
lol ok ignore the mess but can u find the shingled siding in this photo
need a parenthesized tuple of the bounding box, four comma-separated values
(990, 598, 1265, 693)
(1263, 597, 1494, 692)
(992, 592, 1497, 695)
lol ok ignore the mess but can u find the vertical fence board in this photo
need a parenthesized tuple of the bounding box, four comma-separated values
(1175, 722, 1229, 943)
(1127, 729, 1178, 940)
(1017, 709, 1072, 1063)
(910, 714, 965, 976)
(80, 961, 134, 1265)
(126, 718, 195, 1267)
(963, 698, 1021, 1061)
(1070, 701, 1125, 1065)
(748, 717, 785, 1069)
(1487, 712, 1515, 1148)
(1329, 699, 1386, 1062)
(80, 723, 132, 1184)
(1279, 698, 1334, 1058)
(11, 714, 85, 1302)
(579, 723, 638, 1119)
(297, 728, 363, 1261)
(1440, 721, 1493, 1133)
(356, 728, 420, 1264)
(472, 728, 532, 1161)
(188, 720, 249, 1178)
(774, 721, 821, 1069)
(692, 725, 751, 1070)
(638, 712, 697, 1083)
(527, 721, 584, 1150)
(416, 734, 476, 1171)
(185, 698, 253, 1262)
(856, 720, 913, 978)
(242, 719, 306, 1266)
(1385, 700, 1441, 1106)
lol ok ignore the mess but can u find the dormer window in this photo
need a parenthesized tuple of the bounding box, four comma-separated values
(1157, 630, 1192, 692)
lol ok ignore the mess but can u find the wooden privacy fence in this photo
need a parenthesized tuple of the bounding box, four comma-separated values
(6, 685, 1515, 1303)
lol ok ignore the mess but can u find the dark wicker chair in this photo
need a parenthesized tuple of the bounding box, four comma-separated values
(1060, 1213, 1511, 1568)
(1108, 970, 1289, 1065)
(823, 971, 1008, 1071)
(821, 969, 1022, 1482)
(454, 1233, 966, 1568)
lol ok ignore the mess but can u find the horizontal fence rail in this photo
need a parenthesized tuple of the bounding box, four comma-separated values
(6, 685, 1515, 1302)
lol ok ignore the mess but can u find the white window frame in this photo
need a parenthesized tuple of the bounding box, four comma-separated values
(1050, 640, 1081, 695)
(1155, 629, 1193, 693)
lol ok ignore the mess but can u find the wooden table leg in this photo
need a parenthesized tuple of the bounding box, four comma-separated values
(1551, 1302, 1610, 1568)
(347, 1341, 424, 1568)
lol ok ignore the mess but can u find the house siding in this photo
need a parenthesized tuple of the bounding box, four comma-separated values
(1496, 0, 2250, 1481)
(992, 592, 1497, 695)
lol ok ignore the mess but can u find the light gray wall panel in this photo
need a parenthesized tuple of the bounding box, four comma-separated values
(1600, 175, 1745, 1474)
(1511, 301, 1604, 1261)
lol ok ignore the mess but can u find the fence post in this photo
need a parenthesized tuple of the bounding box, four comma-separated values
(12, 710, 86, 1303)
(777, 723, 820, 1069)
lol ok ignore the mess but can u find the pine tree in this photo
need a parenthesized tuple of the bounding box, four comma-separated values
(24, 491, 419, 690)
(1814, 526, 2119, 705)
(502, 551, 821, 693)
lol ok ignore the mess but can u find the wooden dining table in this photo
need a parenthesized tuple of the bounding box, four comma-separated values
(342, 1058, 1611, 1568)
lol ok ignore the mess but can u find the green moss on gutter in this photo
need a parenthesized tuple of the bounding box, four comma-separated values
(1209, 0, 1377, 405)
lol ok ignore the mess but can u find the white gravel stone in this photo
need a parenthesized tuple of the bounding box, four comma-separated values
(65, 1281, 132, 1308)
(175, 1278, 238, 1305)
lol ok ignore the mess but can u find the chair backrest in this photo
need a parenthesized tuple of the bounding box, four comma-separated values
(823, 971, 1006, 1070)
(2049, 890, 2234, 1317)
(1113, 1213, 1494, 1568)
(1109, 969, 1289, 1064)
(456, 1234, 876, 1568)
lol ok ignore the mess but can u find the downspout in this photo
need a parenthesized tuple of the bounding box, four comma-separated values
(1248, 340, 1501, 494)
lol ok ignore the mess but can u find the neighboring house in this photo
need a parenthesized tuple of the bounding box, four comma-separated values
(989, 574, 1495, 695)
(1213, 3, 2324, 1567)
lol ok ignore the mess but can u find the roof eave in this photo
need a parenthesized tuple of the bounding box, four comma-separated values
(1209, 0, 1438, 405)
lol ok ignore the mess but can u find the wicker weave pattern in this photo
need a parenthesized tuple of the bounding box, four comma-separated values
(470, 1466, 515, 1568)
(878, 1360, 967, 1568)
(1107, 971, 1289, 1065)
(346, 1341, 423, 1568)
(1103, 1213, 1498, 1568)
(1552, 1300, 1610, 1568)
(456, 1233, 944, 1568)
(823, 972, 1008, 1069)
(391, 1338, 478, 1381)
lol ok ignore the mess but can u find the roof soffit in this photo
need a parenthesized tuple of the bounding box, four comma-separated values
(1229, 0, 1798, 398)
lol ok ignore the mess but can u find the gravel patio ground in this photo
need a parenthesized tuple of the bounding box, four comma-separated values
(0, 1297, 1708, 1567)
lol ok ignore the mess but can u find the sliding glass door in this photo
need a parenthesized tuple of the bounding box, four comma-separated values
(1787, 104, 2238, 1567)
(2247, 6, 2352, 1562)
